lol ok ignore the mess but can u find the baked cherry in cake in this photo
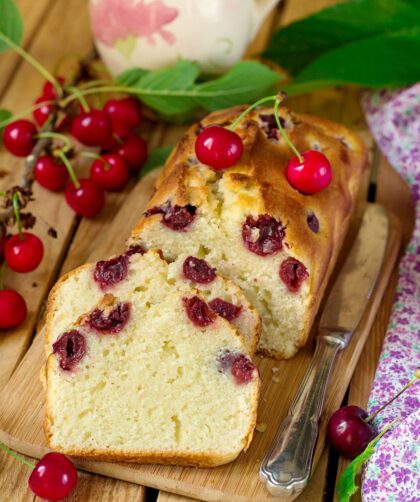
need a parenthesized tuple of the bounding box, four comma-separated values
(242, 214, 285, 256)
(183, 256, 216, 284)
(93, 254, 129, 290)
(280, 257, 308, 292)
(209, 298, 242, 321)
(183, 296, 215, 327)
(52, 330, 86, 371)
(217, 350, 257, 385)
(307, 212, 320, 233)
(145, 202, 196, 231)
(85, 302, 130, 334)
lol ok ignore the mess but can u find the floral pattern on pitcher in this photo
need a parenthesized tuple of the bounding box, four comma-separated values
(90, 0, 179, 57)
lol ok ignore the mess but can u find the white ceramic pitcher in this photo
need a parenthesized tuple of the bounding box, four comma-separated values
(89, 0, 279, 76)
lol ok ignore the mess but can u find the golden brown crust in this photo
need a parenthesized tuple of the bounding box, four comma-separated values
(130, 106, 368, 358)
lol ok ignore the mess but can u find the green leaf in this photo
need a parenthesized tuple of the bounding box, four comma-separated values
(264, 0, 420, 75)
(119, 60, 283, 119)
(141, 146, 173, 178)
(116, 68, 149, 87)
(0, 0, 23, 52)
(289, 26, 420, 90)
(336, 421, 397, 502)
(0, 108, 12, 134)
(135, 60, 200, 116)
(195, 61, 283, 110)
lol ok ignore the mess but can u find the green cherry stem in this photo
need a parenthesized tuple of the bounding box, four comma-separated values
(273, 98, 303, 163)
(0, 100, 56, 129)
(36, 131, 72, 153)
(0, 33, 61, 97)
(0, 441, 36, 469)
(56, 151, 80, 189)
(12, 193, 23, 241)
(228, 95, 278, 130)
(65, 86, 90, 113)
(79, 152, 111, 171)
(365, 372, 419, 423)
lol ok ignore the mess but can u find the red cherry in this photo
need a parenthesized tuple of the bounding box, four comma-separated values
(101, 122, 131, 150)
(0, 235, 8, 261)
(42, 77, 65, 100)
(65, 178, 105, 218)
(5, 233, 44, 273)
(3, 119, 37, 157)
(104, 97, 142, 130)
(286, 150, 332, 195)
(70, 109, 112, 147)
(28, 452, 78, 501)
(34, 155, 69, 191)
(327, 405, 377, 459)
(0, 289, 27, 329)
(111, 133, 147, 173)
(33, 97, 55, 127)
(195, 125, 243, 170)
(90, 154, 129, 191)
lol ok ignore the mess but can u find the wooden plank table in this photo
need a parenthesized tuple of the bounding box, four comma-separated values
(0, 1, 413, 500)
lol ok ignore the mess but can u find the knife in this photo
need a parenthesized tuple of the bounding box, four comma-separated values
(260, 204, 389, 498)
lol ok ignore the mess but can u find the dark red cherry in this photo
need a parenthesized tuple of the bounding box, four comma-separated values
(52, 330, 86, 371)
(70, 109, 112, 147)
(42, 77, 65, 100)
(85, 302, 130, 334)
(34, 155, 69, 191)
(242, 214, 285, 256)
(0, 234, 8, 261)
(145, 202, 196, 231)
(183, 296, 215, 327)
(33, 96, 55, 127)
(65, 179, 105, 218)
(209, 298, 242, 321)
(28, 452, 78, 501)
(195, 125, 243, 170)
(0, 289, 27, 329)
(3, 119, 37, 157)
(111, 133, 147, 173)
(104, 97, 142, 130)
(217, 350, 257, 385)
(90, 153, 129, 191)
(327, 405, 377, 459)
(5, 232, 44, 273)
(286, 150, 332, 195)
(182, 256, 216, 284)
(93, 254, 129, 290)
(279, 257, 308, 292)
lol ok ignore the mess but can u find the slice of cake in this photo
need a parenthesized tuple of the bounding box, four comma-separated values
(45, 288, 259, 466)
(129, 106, 367, 359)
(45, 248, 260, 354)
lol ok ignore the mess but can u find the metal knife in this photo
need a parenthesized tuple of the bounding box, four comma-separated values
(260, 204, 389, 499)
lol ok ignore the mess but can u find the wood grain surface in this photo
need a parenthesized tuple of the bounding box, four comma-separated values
(0, 0, 413, 500)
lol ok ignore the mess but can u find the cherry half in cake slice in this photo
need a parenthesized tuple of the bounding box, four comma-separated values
(242, 214, 285, 256)
(145, 201, 197, 231)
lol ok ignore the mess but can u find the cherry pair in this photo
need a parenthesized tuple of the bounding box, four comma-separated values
(194, 96, 332, 195)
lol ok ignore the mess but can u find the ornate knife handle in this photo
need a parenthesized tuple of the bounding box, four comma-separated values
(260, 333, 346, 498)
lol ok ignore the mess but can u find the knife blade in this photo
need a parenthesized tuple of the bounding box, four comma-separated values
(260, 204, 389, 498)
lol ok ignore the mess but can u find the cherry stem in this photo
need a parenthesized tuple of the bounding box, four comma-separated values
(273, 98, 304, 163)
(0, 441, 36, 469)
(0, 100, 56, 129)
(373, 418, 399, 443)
(65, 85, 90, 113)
(36, 131, 72, 153)
(0, 261, 6, 290)
(79, 152, 111, 171)
(77, 79, 111, 90)
(228, 95, 278, 130)
(12, 193, 23, 240)
(56, 150, 80, 189)
(365, 373, 419, 423)
(0, 33, 61, 98)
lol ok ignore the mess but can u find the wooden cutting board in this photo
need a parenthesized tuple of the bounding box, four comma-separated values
(0, 162, 400, 502)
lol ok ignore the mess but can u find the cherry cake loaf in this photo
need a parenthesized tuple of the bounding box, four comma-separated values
(129, 106, 367, 359)
(45, 248, 260, 466)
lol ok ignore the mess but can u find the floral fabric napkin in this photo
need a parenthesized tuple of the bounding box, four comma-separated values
(360, 84, 420, 501)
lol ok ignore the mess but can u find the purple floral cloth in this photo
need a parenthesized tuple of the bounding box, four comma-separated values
(360, 84, 420, 501)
